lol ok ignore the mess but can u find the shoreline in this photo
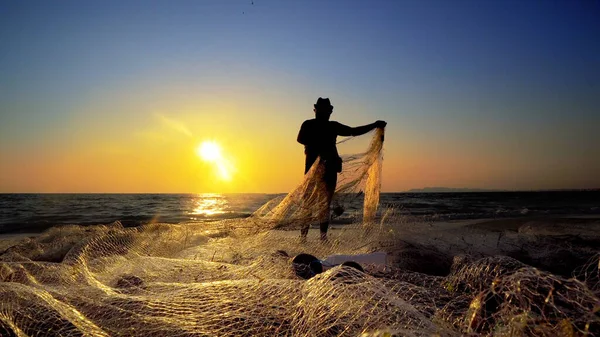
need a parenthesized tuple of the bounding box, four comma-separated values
(2, 213, 599, 240)
(3, 213, 599, 234)
(2, 215, 598, 276)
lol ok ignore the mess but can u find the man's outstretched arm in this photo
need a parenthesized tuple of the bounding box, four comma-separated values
(337, 120, 386, 137)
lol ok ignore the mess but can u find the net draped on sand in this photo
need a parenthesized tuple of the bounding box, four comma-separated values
(1, 128, 599, 337)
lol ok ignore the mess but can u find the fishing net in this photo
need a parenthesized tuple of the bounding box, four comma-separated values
(1, 128, 600, 337)
(251, 127, 385, 231)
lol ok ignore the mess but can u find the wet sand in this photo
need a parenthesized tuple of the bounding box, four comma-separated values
(464, 215, 600, 233)
(380, 215, 600, 278)
(0, 233, 38, 251)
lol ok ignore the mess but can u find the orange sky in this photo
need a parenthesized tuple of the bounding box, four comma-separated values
(1, 80, 597, 193)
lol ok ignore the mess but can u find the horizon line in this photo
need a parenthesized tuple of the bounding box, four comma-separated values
(1, 188, 599, 194)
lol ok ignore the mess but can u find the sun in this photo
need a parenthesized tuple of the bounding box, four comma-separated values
(197, 141, 222, 162)
(196, 141, 233, 181)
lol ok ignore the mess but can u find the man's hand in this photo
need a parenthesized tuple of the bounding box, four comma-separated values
(375, 120, 387, 129)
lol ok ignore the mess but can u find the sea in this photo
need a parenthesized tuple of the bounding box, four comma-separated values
(1, 191, 599, 234)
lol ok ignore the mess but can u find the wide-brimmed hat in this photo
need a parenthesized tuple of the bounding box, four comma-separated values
(314, 97, 333, 109)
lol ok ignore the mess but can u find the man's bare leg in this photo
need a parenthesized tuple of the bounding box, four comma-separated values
(319, 221, 329, 241)
(300, 225, 309, 242)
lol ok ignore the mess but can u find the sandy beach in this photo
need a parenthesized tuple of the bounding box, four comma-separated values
(0, 215, 598, 336)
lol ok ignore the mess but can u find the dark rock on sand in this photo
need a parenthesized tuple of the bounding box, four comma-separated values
(387, 240, 453, 276)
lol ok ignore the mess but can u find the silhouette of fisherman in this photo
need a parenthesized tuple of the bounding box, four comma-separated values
(297, 97, 386, 241)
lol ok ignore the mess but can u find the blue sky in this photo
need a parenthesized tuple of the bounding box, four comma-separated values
(1, 0, 599, 192)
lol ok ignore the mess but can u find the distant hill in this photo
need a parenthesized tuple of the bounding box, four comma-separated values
(405, 187, 599, 193)
(405, 187, 505, 193)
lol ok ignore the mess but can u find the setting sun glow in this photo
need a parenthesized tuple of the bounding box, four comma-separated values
(198, 141, 221, 162)
(196, 141, 233, 181)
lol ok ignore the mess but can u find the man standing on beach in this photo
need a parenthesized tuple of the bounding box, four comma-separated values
(297, 97, 386, 241)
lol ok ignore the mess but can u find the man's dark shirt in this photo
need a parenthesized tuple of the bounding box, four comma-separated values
(297, 119, 353, 174)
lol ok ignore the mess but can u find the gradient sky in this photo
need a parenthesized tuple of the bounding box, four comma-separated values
(1, 0, 599, 193)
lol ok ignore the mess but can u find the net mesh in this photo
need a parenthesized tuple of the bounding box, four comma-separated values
(1, 129, 599, 337)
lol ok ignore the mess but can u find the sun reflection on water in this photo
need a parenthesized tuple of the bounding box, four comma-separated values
(189, 194, 228, 217)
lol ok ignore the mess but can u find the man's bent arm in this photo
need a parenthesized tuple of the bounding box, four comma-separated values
(297, 122, 308, 144)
